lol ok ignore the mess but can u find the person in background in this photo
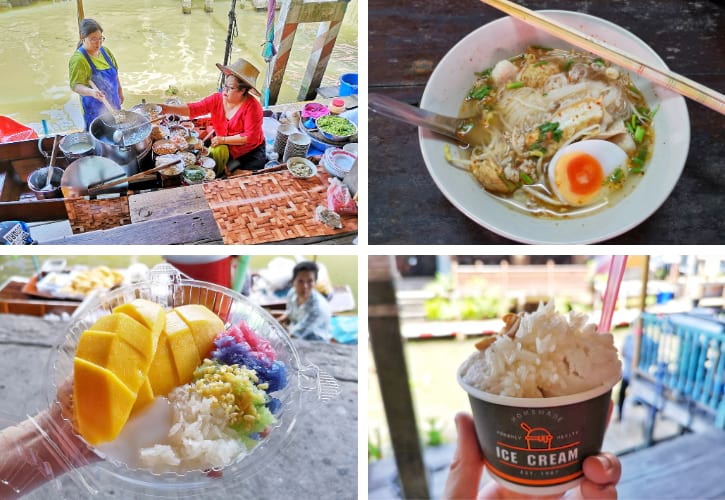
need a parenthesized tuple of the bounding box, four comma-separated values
(69, 19, 124, 131)
(157, 58, 266, 176)
(278, 261, 332, 341)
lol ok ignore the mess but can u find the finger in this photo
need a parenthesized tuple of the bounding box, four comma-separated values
(579, 479, 618, 500)
(443, 413, 485, 500)
(582, 453, 621, 485)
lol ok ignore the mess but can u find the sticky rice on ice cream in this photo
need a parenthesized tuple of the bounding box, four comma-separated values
(459, 302, 621, 398)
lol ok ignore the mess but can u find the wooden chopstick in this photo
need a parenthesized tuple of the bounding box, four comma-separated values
(480, 0, 725, 115)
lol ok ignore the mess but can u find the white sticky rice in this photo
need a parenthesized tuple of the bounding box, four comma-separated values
(460, 302, 621, 397)
(139, 385, 246, 473)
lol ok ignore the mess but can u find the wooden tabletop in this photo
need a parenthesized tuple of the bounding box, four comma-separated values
(369, 0, 725, 244)
(618, 429, 725, 499)
(44, 178, 357, 245)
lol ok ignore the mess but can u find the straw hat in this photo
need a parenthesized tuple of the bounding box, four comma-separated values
(216, 58, 261, 98)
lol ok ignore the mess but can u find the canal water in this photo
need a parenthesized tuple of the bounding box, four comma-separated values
(0, 0, 358, 135)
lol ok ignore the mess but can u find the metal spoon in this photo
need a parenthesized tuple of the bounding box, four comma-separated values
(112, 115, 164, 145)
(368, 93, 475, 146)
(42, 135, 60, 190)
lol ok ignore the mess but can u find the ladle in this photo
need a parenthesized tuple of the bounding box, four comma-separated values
(368, 93, 475, 146)
(112, 115, 165, 145)
(42, 135, 60, 190)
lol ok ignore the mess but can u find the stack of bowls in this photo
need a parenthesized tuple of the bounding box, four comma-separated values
(282, 133, 311, 162)
(274, 123, 298, 159)
(321, 148, 356, 178)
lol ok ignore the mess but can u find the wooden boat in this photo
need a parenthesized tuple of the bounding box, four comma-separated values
(0, 136, 69, 224)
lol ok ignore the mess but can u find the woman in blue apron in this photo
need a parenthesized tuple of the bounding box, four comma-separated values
(68, 19, 124, 131)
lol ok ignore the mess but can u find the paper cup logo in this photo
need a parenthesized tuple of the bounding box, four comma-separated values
(463, 388, 612, 495)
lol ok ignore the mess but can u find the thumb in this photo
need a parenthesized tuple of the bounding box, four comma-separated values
(443, 412, 485, 500)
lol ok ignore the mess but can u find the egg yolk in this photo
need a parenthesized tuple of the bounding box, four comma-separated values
(553, 151, 604, 206)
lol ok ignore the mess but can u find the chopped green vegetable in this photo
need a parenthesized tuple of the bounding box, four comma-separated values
(475, 67, 492, 78)
(607, 167, 624, 184)
(532, 60, 549, 67)
(529, 142, 547, 154)
(564, 59, 574, 71)
(507, 53, 525, 62)
(630, 167, 643, 174)
(506, 81, 524, 89)
(537, 121, 562, 142)
(520, 172, 534, 184)
(468, 84, 492, 100)
(316, 115, 356, 136)
(627, 84, 641, 95)
(593, 57, 605, 65)
(649, 104, 660, 119)
(634, 126, 645, 143)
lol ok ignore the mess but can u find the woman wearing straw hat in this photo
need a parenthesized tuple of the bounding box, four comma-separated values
(157, 58, 266, 176)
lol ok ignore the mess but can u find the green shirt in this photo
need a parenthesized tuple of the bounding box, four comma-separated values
(68, 47, 119, 90)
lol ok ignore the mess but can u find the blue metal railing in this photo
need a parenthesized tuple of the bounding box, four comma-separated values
(638, 313, 725, 428)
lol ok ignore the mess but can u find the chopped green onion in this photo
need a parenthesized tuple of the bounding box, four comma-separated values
(532, 60, 549, 67)
(529, 150, 545, 158)
(475, 67, 492, 77)
(564, 59, 574, 71)
(468, 85, 492, 100)
(607, 168, 624, 184)
(593, 57, 605, 65)
(538, 122, 559, 133)
(634, 126, 645, 143)
(520, 172, 534, 184)
(649, 104, 660, 119)
(529, 142, 547, 153)
(627, 84, 641, 95)
(630, 167, 643, 174)
(506, 81, 524, 89)
(631, 157, 644, 166)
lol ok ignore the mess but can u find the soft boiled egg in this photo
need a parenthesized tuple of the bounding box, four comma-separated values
(547, 139, 628, 206)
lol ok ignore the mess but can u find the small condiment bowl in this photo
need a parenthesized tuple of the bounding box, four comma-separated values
(286, 157, 316, 179)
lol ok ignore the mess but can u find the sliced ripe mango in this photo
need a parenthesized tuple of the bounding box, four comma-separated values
(91, 312, 152, 360)
(75, 330, 115, 366)
(113, 299, 165, 353)
(175, 304, 225, 359)
(105, 337, 148, 393)
(164, 310, 201, 386)
(147, 331, 180, 397)
(131, 379, 155, 415)
(73, 357, 136, 445)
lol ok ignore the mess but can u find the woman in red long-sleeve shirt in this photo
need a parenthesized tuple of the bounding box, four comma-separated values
(158, 58, 266, 176)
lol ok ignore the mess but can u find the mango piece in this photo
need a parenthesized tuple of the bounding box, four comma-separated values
(147, 331, 180, 397)
(90, 313, 152, 360)
(175, 304, 225, 359)
(131, 379, 155, 415)
(75, 330, 115, 366)
(164, 310, 201, 386)
(113, 299, 166, 353)
(73, 357, 136, 445)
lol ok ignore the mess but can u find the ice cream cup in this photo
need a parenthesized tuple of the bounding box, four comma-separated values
(457, 371, 620, 496)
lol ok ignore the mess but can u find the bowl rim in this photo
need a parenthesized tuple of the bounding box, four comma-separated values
(418, 9, 690, 244)
(315, 115, 357, 140)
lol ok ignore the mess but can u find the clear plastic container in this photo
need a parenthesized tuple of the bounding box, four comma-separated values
(22, 264, 340, 498)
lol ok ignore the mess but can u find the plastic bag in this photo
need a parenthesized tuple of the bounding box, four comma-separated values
(0, 116, 38, 143)
(314, 205, 342, 229)
(326, 178, 357, 215)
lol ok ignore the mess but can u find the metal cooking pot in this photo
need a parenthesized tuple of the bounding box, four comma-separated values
(90, 110, 152, 168)
(58, 131, 95, 162)
(60, 155, 128, 198)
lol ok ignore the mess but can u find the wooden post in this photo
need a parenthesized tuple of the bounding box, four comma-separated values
(632, 255, 650, 373)
(76, 0, 84, 30)
(368, 256, 430, 500)
(269, 0, 350, 104)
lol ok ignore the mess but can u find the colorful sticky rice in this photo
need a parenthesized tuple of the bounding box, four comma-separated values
(136, 319, 288, 472)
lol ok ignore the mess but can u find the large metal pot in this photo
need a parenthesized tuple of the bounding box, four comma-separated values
(89, 111, 152, 175)
(60, 155, 128, 198)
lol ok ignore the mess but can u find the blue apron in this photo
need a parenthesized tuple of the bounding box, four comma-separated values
(78, 46, 120, 131)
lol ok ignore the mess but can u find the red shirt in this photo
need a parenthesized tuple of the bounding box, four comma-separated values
(188, 92, 264, 158)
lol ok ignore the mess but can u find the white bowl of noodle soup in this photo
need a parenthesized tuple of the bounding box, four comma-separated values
(419, 10, 689, 244)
